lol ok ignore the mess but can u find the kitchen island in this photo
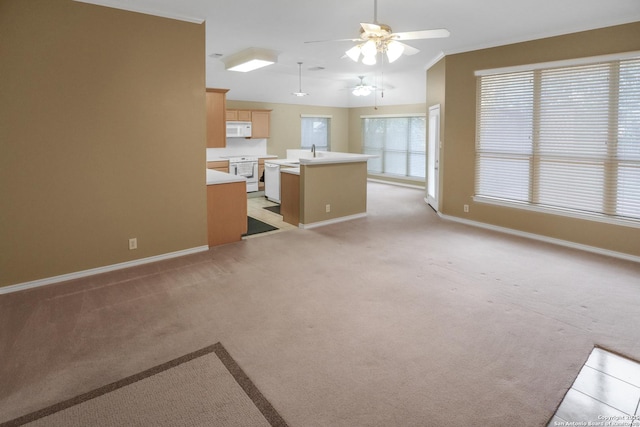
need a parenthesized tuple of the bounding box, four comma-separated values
(206, 169, 247, 246)
(280, 152, 376, 228)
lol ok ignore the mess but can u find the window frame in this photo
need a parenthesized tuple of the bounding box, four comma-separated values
(474, 51, 640, 229)
(300, 115, 331, 152)
(361, 113, 427, 181)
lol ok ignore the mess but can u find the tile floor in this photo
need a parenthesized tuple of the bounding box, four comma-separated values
(244, 193, 297, 239)
(548, 347, 640, 426)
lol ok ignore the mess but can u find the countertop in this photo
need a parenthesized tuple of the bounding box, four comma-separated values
(264, 159, 300, 166)
(298, 152, 377, 165)
(281, 167, 300, 176)
(207, 154, 278, 162)
(206, 169, 247, 185)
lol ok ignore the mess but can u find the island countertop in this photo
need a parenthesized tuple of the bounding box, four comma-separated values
(281, 167, 300, 176)
(298, 151, 377, 165)
(206, 169, 246, 185)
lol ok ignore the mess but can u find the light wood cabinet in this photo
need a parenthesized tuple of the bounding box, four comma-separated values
(206, 160, 229, 173)
(226, 110, 252, 121)
(206, 88, 229, 148)
(281, 171, 300, 226)
(207, 181, 248, 246)
(251, 110, 270, 138)
(226, 109, 271, 138)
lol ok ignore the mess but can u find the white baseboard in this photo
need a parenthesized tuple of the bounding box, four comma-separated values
(437, 212, 640, 264)
(0, 245, 210, 295)
(299, 213, 367, 229)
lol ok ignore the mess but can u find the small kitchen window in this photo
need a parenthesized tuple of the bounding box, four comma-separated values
(301, 115, 331, 151)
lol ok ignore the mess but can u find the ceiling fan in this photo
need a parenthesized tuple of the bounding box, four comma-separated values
(307, 0, 450, 65)
(350, 76, 376, 96)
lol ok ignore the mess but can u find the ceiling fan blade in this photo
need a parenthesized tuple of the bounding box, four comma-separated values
(392, 28, 450, 40)
(361, 22, 382, 34)
(304, 38, 360, 44)
(396, 42, 420, 56)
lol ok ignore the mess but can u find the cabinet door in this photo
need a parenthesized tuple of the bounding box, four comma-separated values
(207, 161, 229, 173)
(206, 89, 228, 148)
(251, 111, 270, 138)
(226, 110, 237, 121)
(238, 110, 252, 121)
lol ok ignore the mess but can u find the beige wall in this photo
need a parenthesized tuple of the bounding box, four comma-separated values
(0, 0, 207, 287)
(226, 101, 349, 158)
(431, 22, 640, 257)
(426, 58, 446, 204)
(227, 100, 427, 168)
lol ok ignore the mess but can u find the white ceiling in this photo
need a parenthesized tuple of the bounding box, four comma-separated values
(79, 0, 640, 108)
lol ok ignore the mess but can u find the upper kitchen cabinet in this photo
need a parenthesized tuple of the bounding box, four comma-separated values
(206, 88, 229, 148)
(251, 110, 271, 139)
(226, 110, 252, 121)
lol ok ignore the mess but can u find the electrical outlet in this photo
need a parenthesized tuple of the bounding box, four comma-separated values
(463, 204, 469, 213)
(325, 204, 331, 213)
(129, 238, 137, 250)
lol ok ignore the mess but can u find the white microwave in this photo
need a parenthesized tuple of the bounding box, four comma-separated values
(226, 121, 252, 138)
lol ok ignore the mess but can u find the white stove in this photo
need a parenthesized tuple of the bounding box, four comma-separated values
(225, 156, 259, 192)
(226, 156, 258, 163)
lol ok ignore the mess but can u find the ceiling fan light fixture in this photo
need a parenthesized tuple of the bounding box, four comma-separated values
(353, 86, 372, 96)
(362, 54, 377, 66)
(385, 41, 404, 63)
(224, 47, 277, 72)
(361, 40, 378, 57)
(345, 45, 362, 62)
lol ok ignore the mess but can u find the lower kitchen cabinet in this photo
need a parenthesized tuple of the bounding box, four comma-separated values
(207, 160, 229, 173)
(280, 171, 300, 226)
(207, 181, 247, 246)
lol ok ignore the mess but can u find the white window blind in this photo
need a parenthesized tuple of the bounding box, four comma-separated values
(362, 116, 426, 179)
(476, 55, 640, 224)
(301, 117, 330, 151)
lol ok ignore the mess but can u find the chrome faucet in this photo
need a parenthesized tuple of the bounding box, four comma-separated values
(311, 144, 316, 158)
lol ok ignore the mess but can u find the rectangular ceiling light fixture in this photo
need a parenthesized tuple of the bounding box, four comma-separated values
(224, 48, 278, 72)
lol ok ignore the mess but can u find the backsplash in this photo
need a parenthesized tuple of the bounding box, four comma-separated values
(206, 138, 268, 160)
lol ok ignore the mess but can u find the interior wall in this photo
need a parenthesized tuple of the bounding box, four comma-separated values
(0, 0, 207, 287)
(426, 59, 446, 203)
(226, 101, 349, 158)
(300, 163, 368, 224)
(434, 21, 640, 257)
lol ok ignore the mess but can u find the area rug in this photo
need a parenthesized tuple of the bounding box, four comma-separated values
(245, 216, 278, 236)
(1, 343, 288, 427)
(263, 205, 281, 215)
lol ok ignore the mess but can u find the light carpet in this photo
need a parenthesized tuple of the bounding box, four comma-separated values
(1, 343, 287, 427)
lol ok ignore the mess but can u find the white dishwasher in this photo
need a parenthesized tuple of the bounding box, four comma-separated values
(264, 162, 281, 202)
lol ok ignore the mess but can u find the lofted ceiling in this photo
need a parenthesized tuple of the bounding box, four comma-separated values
(77, 0, 640, 108)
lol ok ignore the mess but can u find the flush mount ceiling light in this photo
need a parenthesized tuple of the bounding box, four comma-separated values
(292, 62, 309, 97)
(223, 48, 278, 72)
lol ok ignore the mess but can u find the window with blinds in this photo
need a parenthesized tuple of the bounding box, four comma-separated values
(362, 116, 426, 179)
(475, 54, 640, 225)
(301, 117, 331, 151)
